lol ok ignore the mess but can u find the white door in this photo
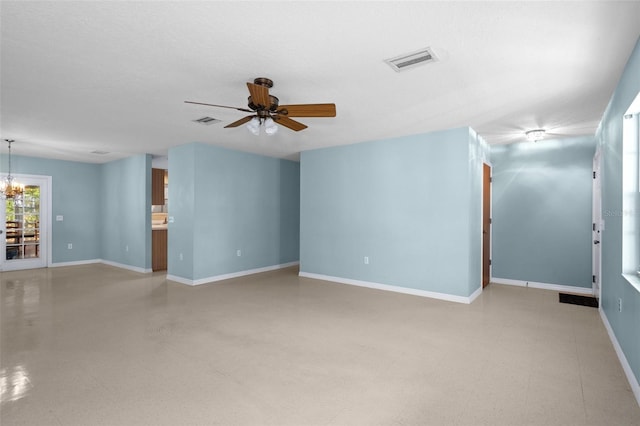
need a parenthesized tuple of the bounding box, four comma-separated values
(1, 174, 50, 271)
(592, 149, 602, 300)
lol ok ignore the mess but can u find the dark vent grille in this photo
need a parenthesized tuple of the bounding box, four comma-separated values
(385, 47, 438, 72)
(395, 53, 432, 68)
(193, 117, 221, 125)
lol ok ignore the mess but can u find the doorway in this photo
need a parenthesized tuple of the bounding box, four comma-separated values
(592, 149, 602, 299)
(1, 174, 51, 271)
(482, 163, 492, 288)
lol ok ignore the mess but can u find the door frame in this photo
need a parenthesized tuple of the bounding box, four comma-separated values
(482, 162, 492, 288)
(592, 149, 602, 300)
(0, 174, 52, 271)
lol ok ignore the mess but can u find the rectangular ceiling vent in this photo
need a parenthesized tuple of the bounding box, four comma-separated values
(385, 47, 438, 72)
(90, 150, 109, 155)
(193, 116, 221, 125)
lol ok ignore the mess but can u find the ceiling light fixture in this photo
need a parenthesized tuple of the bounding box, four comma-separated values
(1, 139, 25, 202)
(525, 129, 546, 142)
(246, 117, 278, 136)
(246, 117, 261, 135)
(264, 117, 278, 135)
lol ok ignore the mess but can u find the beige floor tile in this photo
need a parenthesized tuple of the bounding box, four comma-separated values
(1, 266, 639, 425)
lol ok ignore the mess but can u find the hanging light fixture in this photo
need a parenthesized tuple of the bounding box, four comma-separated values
(246, 117, 261, 135)
(1, 139, 25, 201)
(264, 117, 278, 135)
(245, 115, 278, 136)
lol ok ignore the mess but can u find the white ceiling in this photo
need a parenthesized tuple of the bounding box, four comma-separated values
(2, 1, 640, 163)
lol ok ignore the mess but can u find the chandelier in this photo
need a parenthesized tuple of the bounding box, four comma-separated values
(1, 139, 24, 201)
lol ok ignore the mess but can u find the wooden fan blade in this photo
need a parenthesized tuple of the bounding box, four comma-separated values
(277, 103, 336, 117)
(224, 116, 254, 128)
(274, 116, 308, 131)
(246, 83, 271, 109)
(185, 101, 253, 113)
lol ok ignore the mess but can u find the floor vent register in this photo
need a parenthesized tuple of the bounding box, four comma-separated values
(558, 293, 599, 308)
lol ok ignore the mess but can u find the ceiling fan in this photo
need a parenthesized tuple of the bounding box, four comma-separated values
(185, 77, 336, 133)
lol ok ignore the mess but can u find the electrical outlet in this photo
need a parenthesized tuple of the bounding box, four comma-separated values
(237, 249, 242, 257)
(125, 245, 129, 252)
(364, 256, 369, 265)
(67, 243, 72, 250)
(618, 298, 622, 312)
(56, 215, 64, 221)
(179, 253, 183, 261)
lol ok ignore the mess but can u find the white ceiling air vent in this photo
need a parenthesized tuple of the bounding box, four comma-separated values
(385, 47, 438, 72)
(193, 116, 221, 125)
(90, 150, 109, 155)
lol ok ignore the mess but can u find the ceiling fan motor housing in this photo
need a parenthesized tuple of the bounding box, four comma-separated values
(253, 77, 273, 88)
(248, 95, 279, 112)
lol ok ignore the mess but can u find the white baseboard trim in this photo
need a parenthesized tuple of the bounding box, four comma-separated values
(50, 259, 102, 268)
(599, 307, 640, 407)
(299, 272, 478, 304)
(492, 277, 593, 295)
(167, 261, 300, 286)
(165, 274, 194, 285)
(468, 286, 483, 303)
(51, 259, 151, 274)
(100, 260, 152, 274)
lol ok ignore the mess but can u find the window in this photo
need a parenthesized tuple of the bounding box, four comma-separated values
(622, 91, 640, 292)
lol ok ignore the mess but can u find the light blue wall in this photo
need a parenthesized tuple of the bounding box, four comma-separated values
(300, 127, 486, 298)
(1, 154, 102, 263)
(5, 145, 298, 278)
(491, 136, 596, 288)
(100, 154, 152, 270)
(596, 36, 640, 385)
(2, 154, 151, 267)
(168, 143, 300, 281)
(167, 144, 196, 279)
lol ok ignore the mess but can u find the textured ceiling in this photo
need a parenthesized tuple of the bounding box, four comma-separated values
(1, 1, 640, 163)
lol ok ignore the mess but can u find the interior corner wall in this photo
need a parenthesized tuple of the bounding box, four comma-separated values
(100, 154, 152, 270)
(596, 35, 640, 387)
(168, 143, 300, 282)
(490, 136, 595, 288)
(2, 154, 102, 263)
(300, 127, 481, 298)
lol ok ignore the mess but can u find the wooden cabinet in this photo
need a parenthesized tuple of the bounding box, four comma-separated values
(152, 168, 166, 205)
(151, 168, 168, 270)
(152, 229, 167, 271)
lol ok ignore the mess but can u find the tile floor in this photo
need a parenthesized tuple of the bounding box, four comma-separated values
(1, 264, 639, 425)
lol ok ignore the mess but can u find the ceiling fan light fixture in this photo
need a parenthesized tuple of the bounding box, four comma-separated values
(264, 117, 278, 135)
(525, 129, 546, 142)
(246, 117, 261, 135)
